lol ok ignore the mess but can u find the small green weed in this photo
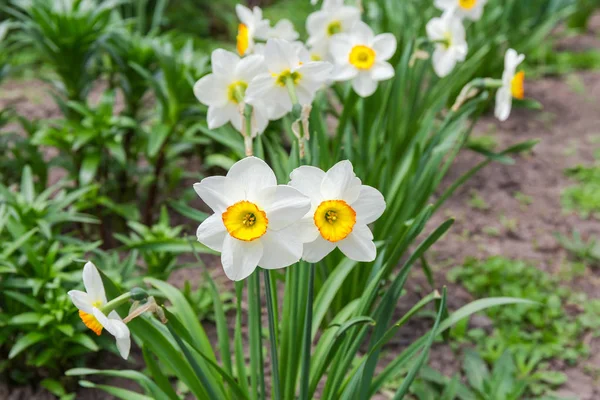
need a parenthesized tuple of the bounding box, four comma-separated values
(562, 164, 600, 219)
(555, 231, 600, 268)
(469, 190, 490, 211)
(514, 191, 533, 208)
(449, 257, 598, 367)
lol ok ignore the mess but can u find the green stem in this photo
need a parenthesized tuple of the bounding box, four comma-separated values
(263, 270, 281, 400)
(299, 264, 315, 400)
(248, 272, 265, 400)
(285, 78, 299, 105)
(243, 104, 254, 156)
(99, 292, 132, 315)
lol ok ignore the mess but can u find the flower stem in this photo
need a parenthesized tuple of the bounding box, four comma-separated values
(284, 76, 311, 161)
(243, 104, 254, 156)
(285, 77, 299, 106)
(299, 263, 315, 400)
(99, 292, 131, 315)
(248, 271, 265, 400)
(263, 270, 281, 400)
(451, 78, 503, 111)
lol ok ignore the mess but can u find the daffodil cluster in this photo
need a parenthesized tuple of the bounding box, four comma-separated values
(194, 157, 386, 281)
(193, 1, 399, 153)
(426, 0, 526, 121)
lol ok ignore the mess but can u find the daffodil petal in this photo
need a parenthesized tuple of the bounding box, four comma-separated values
(296, 62, 333, 82)
(352, 185, 386, 224)
(197, 213, 227, 252)
(115, 333, 131, 360)
(332, 64, 358, 81)
(193, 74, 228, 107)
(296, 216, 321, 243)
(212, 49, 240, 78)
(370, 62, 395, 81)
(221, 235, 263, 281)
(337, 224, 376, 262)
(68, 290, 93, 313)
(432, 49, 457, 78)
(289, 165, 326, 203)
(372, 33, 397, 61)
(260, 185, 311, 230)
(83, 262, 107, 306)
(264, 38, 299, 73)
(237, 54, 267, 82)
(207, 103, 239, 130)
(226, 156, 277, 203)
(321, 160, 361, 202)
(194, 176, 244, 213)
(495, 87, 512, 121)
(302, 235, 336, 263)
(259, 227, 303, 269)
(352, 71, 378, 97)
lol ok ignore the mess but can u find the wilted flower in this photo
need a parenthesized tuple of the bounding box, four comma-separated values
(426, 10, 468, 77)
(245, 39, 332, 114)
(194, 49, 270, 137)
(495, 48, 525, 121)
(68, 262, 131, 359)
(289, 161, 386, 263)
(329, 21, 397, 97)
(236, 4, 270, 56)
(306, 0, 361, 61)
(195, 157, 311, 281)
(434, 0, 488, 21)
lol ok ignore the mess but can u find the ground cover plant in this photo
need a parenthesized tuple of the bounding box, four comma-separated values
(1, 0, 600, 399)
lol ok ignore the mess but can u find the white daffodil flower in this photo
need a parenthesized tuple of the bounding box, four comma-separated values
(68, 262, 131, 359)
(245, 39, 332, 113)
(289, 160, 386, 263)
(236, 4, 270, 56)
(195, 157, 311, 281)
(434, 0, 488, 21)
(267, 19, 299, 41)
(306, 0, 361, 61)
(194, 49, 271, 137)
(495, 48, 525, 122)
(426, 10, 468, 78)
(329, 21, 397, 97)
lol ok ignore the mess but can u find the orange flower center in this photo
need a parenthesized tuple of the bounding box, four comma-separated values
(314, 200, 356, 242)
(237, 23, 250, 56)
(222, 200, 268, 241)
(79, 310, 103, 336)
(458, 0, 477, 10)
(511, 71, 525, 100)
(349, 45, 376, 70)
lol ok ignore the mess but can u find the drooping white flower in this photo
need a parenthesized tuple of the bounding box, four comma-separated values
(245, 39, 332, 113)
(236, 4, 270, 56)
(289, 161, 386, 263)
(306, 0, 361, 61)
(68, 262, 131, 359)
(426, 10, 468, 78)
(267, 19, 299, 41)
(195, 157, 311, 281)
(495, 48, 525, 121)
(194, 49, 271, 137)
(434, 0, 488, 21)
(329, 21, 397, 97)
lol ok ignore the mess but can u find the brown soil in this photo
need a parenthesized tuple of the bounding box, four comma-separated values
(2, 16, 600, 400)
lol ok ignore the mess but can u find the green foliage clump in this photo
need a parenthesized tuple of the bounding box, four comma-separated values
(0, 167, 101, 385)
(412, 350, 568, 400)
(555, 231, 600, 268)
(562, 164, 600, 219)
(449, 257, 592, 364)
